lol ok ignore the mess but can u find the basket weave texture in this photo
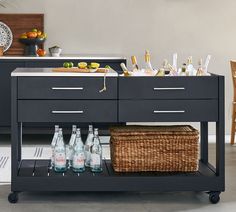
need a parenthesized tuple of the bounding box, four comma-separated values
(110, 125, 199, 172)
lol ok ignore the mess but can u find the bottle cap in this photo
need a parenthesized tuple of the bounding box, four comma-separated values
(94, 128, 99, 135)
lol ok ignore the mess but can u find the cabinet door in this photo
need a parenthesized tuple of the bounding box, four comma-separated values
(0, 61, 25, 126)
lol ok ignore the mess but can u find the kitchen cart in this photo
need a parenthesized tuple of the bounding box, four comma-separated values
(9, 67, 225, 204)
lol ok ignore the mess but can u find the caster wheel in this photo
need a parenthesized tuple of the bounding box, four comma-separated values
(209, 192, 220, 204)
(8, 192, 18, 204)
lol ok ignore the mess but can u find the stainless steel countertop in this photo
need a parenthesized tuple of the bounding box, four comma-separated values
(0, 54, 126, 60)
(11, 68, 118, 77)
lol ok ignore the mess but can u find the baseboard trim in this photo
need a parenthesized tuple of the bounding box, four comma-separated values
(208, 135, 230, 143)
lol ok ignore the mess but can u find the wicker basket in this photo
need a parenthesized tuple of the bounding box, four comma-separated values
(110, 125, 199, 172)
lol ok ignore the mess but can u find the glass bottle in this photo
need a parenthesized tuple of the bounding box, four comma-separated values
(196, 59, 205, 76)
(84, 125, 94, 167)
(72, 128, 85, 173)
(50, 125, 59, 169)
(90, 128, 103, 173)
(131, 55, 139, 71)
(67, 125, 77, 168)
(163, 59, 169, 75)
(172, 53, 178, 72)
(120, 63, 130, 76)
(54, 128, 67, 173)
(203, 55, 211, 74)
(186, 56, 196, 76)
(144, 50, 154, 72)
(180, 63, 189, 76)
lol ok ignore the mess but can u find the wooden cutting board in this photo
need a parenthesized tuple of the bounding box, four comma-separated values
(52, 67, 109, 73)
(0, 14, 44, 55)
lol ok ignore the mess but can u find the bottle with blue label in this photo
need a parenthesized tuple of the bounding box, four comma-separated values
(84, 125, 94, 167)
(54, 128, 67, 173)
(50, 125, 59, 169)
(90, 128, 103, 173)
(72, 128, 85, 173)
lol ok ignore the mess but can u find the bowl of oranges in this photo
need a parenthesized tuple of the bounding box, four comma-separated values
(19, 28, 47, 56)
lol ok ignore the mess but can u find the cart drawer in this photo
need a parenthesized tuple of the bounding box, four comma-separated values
(18, 77, 117, 99)
(119, 76, 218, 99)
(18, 100, 117, 122)
(119, 100, 218, 122)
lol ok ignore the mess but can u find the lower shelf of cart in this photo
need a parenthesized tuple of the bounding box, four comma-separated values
(12, 159, 224, 192)
(17, 159, 217, 178)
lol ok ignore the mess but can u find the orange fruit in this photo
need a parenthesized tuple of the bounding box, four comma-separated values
(37, 49, 46, 57)
(27, 32, 37, 39)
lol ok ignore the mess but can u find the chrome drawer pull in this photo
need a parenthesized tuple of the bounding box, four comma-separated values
(154, 110, 185, 113)
(153, 87, 185, 91)
(51, 87, 84, 90)
(52, 111, 84, 114)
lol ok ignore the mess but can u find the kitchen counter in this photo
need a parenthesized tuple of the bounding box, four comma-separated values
(11, 68, 118, 77)
(0, 54, 126, 60)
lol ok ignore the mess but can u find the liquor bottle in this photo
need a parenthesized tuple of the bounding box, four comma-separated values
(196, 59, 205, 76)
(144, 50, 154, 72)
(67, 125, 77, 168)
(156, 68, 165, 77)
(72, 128, 85, 173)
(168, 64, 178, 76)
(84, 125, 94, 167)
(131, 56, 139, 71)
(54, 128, 67, 173)
(90, 128, 103, 173)
(186, 56, 196, 76)
(120, 63, 130, 76)
(163, 59, 169, 75)
(179, 63, 189, 76)
(50, 125, 59, 169)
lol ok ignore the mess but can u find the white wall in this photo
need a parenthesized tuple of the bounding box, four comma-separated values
(1, 0, 235, 134)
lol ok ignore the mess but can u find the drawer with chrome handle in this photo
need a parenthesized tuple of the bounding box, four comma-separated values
(119, 77, 218, 99)
(18, 100, 117, 122)
(119, 100, 218, 122)
(18, 77, 117, 100)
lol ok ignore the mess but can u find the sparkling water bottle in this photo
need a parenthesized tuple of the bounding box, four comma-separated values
(50, 125, 59, 169)
(54, 128, 67, 173)
(67, 125, 77, 168)
(84, 125, 94, 167)
(72, 129, 85, 173)
(90, 128, 103, 173)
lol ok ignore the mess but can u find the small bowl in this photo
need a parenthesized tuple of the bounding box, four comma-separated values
(49, 46, 62, 57)
(89, 69, 97, 73)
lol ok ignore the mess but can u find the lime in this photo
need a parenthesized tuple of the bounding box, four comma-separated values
(69, 62, 74, 68)
(63, 62, 70, 68)
(32, 28, 38, 32)
(105, 65, 111, 69)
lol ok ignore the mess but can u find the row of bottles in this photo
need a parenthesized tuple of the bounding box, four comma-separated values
(120, 51, 211, 77)
(51, 125, 103, 173)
